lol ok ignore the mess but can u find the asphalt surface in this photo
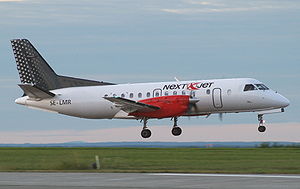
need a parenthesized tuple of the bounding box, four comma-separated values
(0, 172, 299, 189)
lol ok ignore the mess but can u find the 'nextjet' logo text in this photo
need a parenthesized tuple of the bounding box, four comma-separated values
(163, 82, 214, 90)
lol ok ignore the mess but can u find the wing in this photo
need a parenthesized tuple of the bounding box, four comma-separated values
(104, 97, 160, 113)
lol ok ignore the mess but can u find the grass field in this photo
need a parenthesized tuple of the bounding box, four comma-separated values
(0, 147, 299, 174)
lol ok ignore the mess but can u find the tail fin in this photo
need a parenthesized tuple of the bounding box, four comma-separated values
(11, 39, 115, 91)
(11, 39, 58, 91)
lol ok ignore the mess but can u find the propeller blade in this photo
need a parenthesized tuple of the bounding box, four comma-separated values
(219, 113, 223, 121)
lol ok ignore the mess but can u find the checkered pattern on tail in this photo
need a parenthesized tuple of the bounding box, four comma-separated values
(11, 39, 58, 91)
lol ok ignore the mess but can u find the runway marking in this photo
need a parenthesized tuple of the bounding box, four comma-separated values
(150, 173, 300, 179)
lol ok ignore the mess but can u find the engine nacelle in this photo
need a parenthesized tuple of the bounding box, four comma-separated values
(130, 95, 190, 118)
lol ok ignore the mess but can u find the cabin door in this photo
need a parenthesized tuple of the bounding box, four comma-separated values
(212, 88, 223, 108)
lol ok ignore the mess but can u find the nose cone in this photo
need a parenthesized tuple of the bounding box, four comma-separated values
(15, 97, 26, 105)
(278, 95, 290, 108)
(274, 93, 290, 108)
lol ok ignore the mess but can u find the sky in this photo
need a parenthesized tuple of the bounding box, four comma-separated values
(0, 0, 299, 143)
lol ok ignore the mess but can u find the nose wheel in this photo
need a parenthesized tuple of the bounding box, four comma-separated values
(141, 118, 151, 138)
(258, 114, 266, 132)
(172, 117, 182, 136)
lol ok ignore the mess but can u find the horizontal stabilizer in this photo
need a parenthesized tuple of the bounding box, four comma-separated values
(104, 97, 160, 113)
(18, 84, 55, 99)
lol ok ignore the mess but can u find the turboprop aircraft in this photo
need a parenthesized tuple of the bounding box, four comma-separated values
(11, 39, 290, 138)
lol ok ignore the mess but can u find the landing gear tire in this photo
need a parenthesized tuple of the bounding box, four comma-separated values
(172, 127, 182, 136)
(141, 118, 151, 138)
(258, 126, 266, 133)
(141, 129, 151, 138)
(257, 114, 266, 133)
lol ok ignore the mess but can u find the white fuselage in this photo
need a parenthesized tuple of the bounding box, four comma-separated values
(15, 78, 290, 119)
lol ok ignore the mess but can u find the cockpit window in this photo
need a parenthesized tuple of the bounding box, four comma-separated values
(243, 84, 257, 91)
(255, 84, 269, 90)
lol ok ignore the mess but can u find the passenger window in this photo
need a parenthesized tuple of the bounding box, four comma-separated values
(182, 91, 186, 95)
(138, 93, 142, 98)
(164, 91, 169, 96)
(146, 92, 150, 97)
(227, 89, 232, 95)
(244, 84, 257, 91)
(121, 93, 125, 98)
(191, 91, 196, 97)
(206, 89, 210, 95)
(155, 92, 160, 97)
(104, 94, 108, 97)
(173, 91, 177, 95)
(130, 93, 134, 98)
(255, 84, 269, 90)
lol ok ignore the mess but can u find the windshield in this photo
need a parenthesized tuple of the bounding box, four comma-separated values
(255, 84, 269, 90)
(243, 84, 257, 91)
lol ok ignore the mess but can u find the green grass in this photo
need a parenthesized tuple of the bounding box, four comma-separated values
(0, 147, 299, 174)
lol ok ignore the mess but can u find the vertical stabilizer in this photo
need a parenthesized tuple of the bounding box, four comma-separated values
(11, 39, 115, 91)
(11, 39, 58, 91)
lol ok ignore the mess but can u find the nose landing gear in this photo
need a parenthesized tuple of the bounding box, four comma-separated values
(171, 117, 182, 136)
(141, 118, 151, 138)
(258, 114, 266, 132)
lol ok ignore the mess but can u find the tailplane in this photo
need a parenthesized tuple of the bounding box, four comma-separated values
(11, 39, 114, 92)
(18, 84, 55, 99)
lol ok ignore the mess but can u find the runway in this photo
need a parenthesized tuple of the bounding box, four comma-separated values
(0, 172, 299, 189)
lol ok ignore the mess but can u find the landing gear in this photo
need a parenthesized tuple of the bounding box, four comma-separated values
(258, 114, 266, 133)
(141, 129, 151, 138)
(258, 125, 266, 132)
(141, 118, 151, 138)
(172, 127, 182, 136)
(140, 117, 183, 138)
(171, 117, 182, 136)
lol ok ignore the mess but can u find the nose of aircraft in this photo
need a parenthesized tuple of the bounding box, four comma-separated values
(276, 93, 290, 108)
(263, 92, 290, 109)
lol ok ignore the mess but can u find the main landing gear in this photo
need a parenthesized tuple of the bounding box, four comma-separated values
(171, 117, 182, 136)
(140, 117, 183, 138)
(141, 118, 151, 138)
(258, 114, 266, 132)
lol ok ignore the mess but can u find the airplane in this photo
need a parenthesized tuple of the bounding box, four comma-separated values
(11, 39, 290, 138)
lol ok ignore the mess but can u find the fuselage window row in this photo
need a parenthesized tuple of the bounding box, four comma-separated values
(104, 90, 212, 98)
(104, 91, 190, 98)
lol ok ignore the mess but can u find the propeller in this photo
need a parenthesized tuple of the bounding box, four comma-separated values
(188, 97, 200, 113)
(219, 113, 223, 121)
